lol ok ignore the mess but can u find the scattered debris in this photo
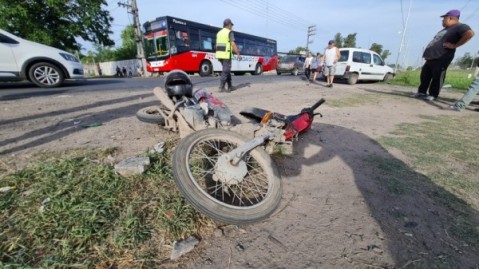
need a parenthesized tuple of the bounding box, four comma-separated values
(152, 142, 165, 153)
(0, 186, 16, 193)
(82, 122, 103, 128)
(170, 236, 199, 260)
(235, 242, 245, 252)
(114, 157, 150, 177)
(404, 221, 418, 228)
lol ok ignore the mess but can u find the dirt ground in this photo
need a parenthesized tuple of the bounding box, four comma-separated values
(1, 77, 478, 268)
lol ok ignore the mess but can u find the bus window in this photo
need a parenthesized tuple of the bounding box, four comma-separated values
(189, 28, 200, 50)
(199, 30, 215, 52)
(174, 30, 190, 53)
(144, 31, 169, 57)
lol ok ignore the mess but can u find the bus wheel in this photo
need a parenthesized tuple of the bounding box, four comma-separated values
(252, 64, 263, 75)
(199, 61, 213, 77)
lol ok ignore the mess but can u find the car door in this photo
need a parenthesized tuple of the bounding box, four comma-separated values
(357, 51, 376, 80)
(372, 53, 389, 80)
(0, 33, 19, 77)
(335, 50, 349, 76)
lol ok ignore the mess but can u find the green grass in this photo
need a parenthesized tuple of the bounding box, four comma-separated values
(371, 114, 479, 245)
(389, 69, 475, 91)
(326, 93, 387, 107)
(0, 147, 214, 268)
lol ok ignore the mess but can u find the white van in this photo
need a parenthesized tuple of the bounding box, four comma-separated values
(334, 48, 394, 85)
(0, 29, 84, 88)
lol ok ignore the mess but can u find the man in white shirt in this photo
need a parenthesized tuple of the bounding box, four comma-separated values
(322, 40, 340, 87)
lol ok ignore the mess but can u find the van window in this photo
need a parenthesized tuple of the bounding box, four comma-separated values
(339, 51, 349, 62)
(373, 54, 384, 66)
(353, 51, 371, 64)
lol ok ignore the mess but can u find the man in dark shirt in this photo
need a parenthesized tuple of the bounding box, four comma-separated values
(414, 9, 474, 101)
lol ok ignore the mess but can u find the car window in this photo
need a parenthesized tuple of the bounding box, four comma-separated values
(352, 51, 362, 63)
(361, 52, 371, 64)
(373, 54, 384, 66)
(0, 33, 19, 44)
(339, 51, 348, 62)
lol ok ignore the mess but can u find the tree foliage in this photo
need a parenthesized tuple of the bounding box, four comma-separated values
(0, 0, 114, 51)
(334, 33, 343, 48)
(369, 43, 391, 61)
(115, 25, 137, 60)
(343, 33, 357, 48)
(455, 53, 479, 69)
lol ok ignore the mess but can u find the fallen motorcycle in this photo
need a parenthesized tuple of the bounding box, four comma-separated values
(137, 70, 325, 225)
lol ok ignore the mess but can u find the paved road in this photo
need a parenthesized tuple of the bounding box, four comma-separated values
(0, 73, 303, 100)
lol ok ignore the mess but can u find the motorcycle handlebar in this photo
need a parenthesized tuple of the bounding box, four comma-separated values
(309, 98, 325, 112)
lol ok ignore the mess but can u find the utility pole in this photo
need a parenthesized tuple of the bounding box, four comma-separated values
(306, 25, 316, 52)
(118, 0, 146, 76)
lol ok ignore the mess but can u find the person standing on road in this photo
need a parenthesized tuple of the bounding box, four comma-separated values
(322, 40, 340, 88)
(312, 52, 323, 82)
(414, 9, 474, 101)
(216, 18, 242, 92)
(303, 52, 313, 80)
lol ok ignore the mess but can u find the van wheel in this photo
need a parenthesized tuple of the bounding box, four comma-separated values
(347, 73, 358, 85)
(199, 61, 213, 77)
(252, 64, 263, 75)
(292, 68, 298, 76)
(383, 73, 394, 82)
(28, 62, 65, 88)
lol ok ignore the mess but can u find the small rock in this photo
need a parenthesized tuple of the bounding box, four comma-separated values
(214, 229, 223, 237)
(170, 236, 199, 260)
(114, 157, 150, 177)
(235, 243, 245, 252)
(404, 221, 418, 228)
(404, 233, 414, 237)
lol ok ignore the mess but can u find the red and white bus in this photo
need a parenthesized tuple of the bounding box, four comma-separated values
(143, 16, 278, 76)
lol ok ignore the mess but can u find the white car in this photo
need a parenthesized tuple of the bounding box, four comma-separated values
(334, 48, 394, 85)
(0, 29, 84, 88)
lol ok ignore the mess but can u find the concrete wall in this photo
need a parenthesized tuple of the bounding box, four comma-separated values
(83, 59, 148, 77)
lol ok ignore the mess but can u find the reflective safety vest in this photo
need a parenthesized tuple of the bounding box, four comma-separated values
(216, 28, 231, 59)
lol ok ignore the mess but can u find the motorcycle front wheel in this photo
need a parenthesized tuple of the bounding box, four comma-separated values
(173, 129, 282, 225)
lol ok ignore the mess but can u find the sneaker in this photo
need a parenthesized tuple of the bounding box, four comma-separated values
(448, 105, 462, 111)
(413, 92, 428, 98)
(424, 96, 435, 101)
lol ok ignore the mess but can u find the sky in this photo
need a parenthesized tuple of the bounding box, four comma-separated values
(98, 0, 479, 68)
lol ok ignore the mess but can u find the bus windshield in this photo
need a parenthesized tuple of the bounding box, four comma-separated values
(145, 30, 169, 58)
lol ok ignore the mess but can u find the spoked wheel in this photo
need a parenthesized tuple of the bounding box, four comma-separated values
(136, 105, 167, 125)
(173, 129, 282, 225)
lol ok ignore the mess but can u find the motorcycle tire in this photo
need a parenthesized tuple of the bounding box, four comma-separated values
(136, 105, 167, 125)
(173, 128, 282, 225)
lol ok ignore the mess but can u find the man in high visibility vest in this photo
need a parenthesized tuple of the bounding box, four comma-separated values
(216, 18, 242, 92)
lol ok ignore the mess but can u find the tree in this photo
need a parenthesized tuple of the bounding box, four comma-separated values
(369, 43, 392, 61)
(455, 53, 475, 69)
(343, 33, 357, 48)
(115, 25, 137, 60)
(334, 33, 343, 48)
(0, 0, 114, 51)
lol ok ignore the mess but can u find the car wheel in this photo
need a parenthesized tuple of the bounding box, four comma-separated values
(276, 71, 281, 75)
(383, 73, 394, 82)
(292, 68, 299, 76)
(347, 73, 359, 85)
(199, 61, 213, 77)
(28, 62, 65, 88)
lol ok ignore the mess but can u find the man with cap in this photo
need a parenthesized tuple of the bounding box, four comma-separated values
(414, 9, 474, 101)
(322, 40, 340, 87)
(216, 18, 242, 92)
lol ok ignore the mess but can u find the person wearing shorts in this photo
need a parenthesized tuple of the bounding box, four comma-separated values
(322, 40, 340, 87)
